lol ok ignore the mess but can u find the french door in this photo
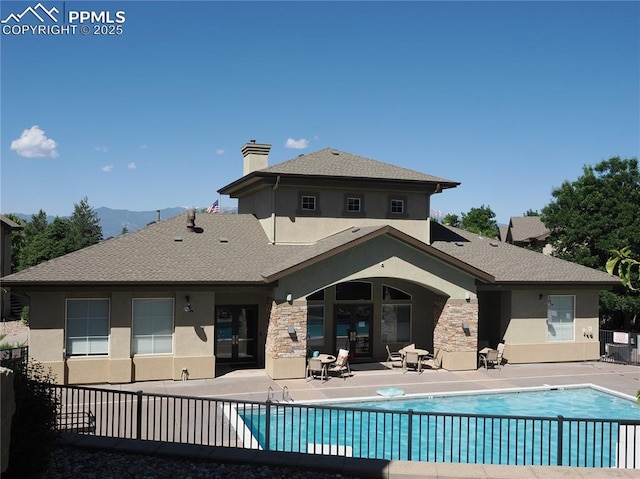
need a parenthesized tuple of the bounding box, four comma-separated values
(215, 305, 257, 364)
(334, 304, 372, 358)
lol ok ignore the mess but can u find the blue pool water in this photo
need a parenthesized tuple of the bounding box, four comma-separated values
(345, 387, 640, 420)
(240, 387, 640, 466)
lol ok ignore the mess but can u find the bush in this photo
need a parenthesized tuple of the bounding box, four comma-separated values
(3, 360, 59, 478)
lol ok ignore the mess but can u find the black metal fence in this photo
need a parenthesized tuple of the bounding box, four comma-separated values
(46, 383, 640, 469)
(600, 330, 639, 365)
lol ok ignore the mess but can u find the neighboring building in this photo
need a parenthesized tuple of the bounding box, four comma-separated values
(0, 143, 619, 384)
(0, 215, 24, 320)
(503, 216, 552, 254)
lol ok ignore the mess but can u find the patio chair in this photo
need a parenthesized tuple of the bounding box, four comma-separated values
(403, 350, 423, 373)
(481, 349, 499, 369)
(385, 345, 403, 369)
(306, 357, 327, 382)
(329, 348, 351, 379)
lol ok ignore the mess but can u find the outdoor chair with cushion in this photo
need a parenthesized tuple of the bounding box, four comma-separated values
(306, 357, 327, 382)
(385, 345, 403, 369)
(481, 349, 499, 369)
(329, 348, 351, 379)
(403, 350, 424, 373)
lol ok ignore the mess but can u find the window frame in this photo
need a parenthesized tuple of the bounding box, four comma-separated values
(546, 295, 575, 342)
(132, 298, 175, 355)
(388, 195, 408, 217)
(297, 191, 321, 216)
(65, 298, 110, 357)
(343, 193, 365, 217)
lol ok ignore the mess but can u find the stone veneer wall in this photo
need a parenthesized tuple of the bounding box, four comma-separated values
(264, 303, 308, 360)
(433, 298, 478, 353)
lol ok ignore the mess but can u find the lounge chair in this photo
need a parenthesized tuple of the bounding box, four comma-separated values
(329, 348, 351, 379)
(385, 345, 403, 369)
(306, 357, 327, 382)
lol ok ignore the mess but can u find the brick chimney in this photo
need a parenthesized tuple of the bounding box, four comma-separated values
(241, 140, 271, 176)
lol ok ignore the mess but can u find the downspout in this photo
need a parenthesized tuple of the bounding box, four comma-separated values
(271, 175, 281, 244)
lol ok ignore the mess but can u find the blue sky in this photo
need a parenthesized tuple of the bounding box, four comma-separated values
(1, 1, 638, 224)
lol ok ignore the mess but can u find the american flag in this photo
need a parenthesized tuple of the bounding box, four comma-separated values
(207, 200, 220, 214)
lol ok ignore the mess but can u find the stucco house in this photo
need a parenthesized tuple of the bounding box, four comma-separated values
(502, 216, 552, 254)
(0, 142, 619, 384)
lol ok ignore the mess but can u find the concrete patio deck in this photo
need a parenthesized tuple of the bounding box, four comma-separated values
(63, 360, 640, 479)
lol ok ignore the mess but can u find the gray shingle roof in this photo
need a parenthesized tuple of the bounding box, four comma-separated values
(262, 148, 458, 184)
(2, 214, 618, 288)
(2, 214, 285, 284)
(430, 222, 618, 285)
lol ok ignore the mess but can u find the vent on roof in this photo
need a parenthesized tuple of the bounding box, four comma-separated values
(352, 227, 360, 233)
(219, 237, 229, 243)
(174, 236, 183, 242)
(490, 241, 499, 247)
(331, 150, 340, 155)
(455, 241, 464, 246)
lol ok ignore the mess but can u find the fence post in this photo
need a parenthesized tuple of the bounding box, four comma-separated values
(556, 415, 564, 466)
(407, 409, 413, 461)
(264, 400, 271, 452)
(136, 390, 143, 440)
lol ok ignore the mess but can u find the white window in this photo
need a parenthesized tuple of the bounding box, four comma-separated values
(547, 295, 575, 342)
(391, 199, 404, 214)
(301, 195, 316, 211)
(66, 299, 109, 356)
(132, 298, 174, 354)
(347, 197, 361, 212)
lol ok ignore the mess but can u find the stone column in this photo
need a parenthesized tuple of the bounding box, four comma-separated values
(433, 298, 479, 370)
(264, 302, 308, 379)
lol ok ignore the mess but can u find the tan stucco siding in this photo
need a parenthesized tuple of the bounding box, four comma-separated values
(275, 235, 477, 302)
(264, 186, 431, 244)
(503, 289, 601, 363)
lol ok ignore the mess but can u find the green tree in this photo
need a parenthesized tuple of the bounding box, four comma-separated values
(460, 205, 499, 238)
(14, 198, 103, 271)
(541, 157, 640, 269)
(67, 196, 103, 250)
(442, 213, 460, 227)
(523, 209, 540, 216)
(18, 217, 72, 269)
(5, 214, 25, 273)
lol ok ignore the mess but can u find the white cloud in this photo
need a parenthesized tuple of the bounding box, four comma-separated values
(95, 145, 108, 153)
(127, 162, 136, 170)
(102, 164, 114, 172)
(10, 125, 59, 158)
(285, 138, 308, 149)
(139, 144, 147, 149)
(216, 149, 224, 155)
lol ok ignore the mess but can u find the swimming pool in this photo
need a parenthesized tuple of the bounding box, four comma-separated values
(238, 385, 640, 467)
